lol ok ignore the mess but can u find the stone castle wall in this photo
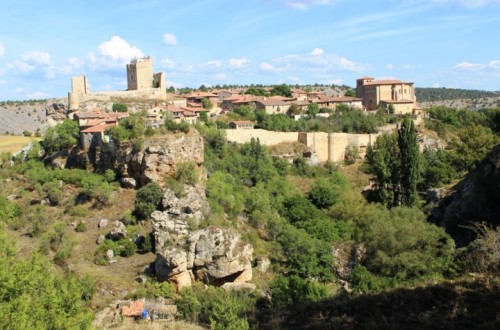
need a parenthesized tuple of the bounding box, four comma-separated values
(226, 129, 379, 163)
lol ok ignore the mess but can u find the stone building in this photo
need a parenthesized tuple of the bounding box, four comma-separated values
(126, 57, 165, 91)
(356, 77, 417, 114)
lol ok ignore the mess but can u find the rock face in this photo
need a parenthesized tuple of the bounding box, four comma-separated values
(332, 242, 367, 280)
(67, 131, 204, 188)
(151, 184, 210, 251)
(155, 227, 254, 290)
(430, 144, 500, 246)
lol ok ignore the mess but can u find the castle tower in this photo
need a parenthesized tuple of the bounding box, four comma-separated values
(127, 57, 154, 91)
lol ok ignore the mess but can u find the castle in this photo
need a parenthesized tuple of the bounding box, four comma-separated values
(68, 57, 167, 112)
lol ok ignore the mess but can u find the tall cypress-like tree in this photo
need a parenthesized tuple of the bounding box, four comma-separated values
(398, 117, 420, 207)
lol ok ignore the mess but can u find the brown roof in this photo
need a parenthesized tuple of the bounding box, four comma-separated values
(81, 123, 116, 133)
(256, 99, 290, 106)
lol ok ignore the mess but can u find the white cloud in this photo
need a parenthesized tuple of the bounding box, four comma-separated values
(0, 42, 5, 56)
(21, 51, 51, 65)
(311, 48, 325, 56)
(206, 60, 222, 67)
(455, 61, 486, 70)
(214, 73, 227, 80)
(432, 83, 441, 88)
(0, 80, 6, 85)
(160, 58, 176, 68)
(7, 61, 35, 74)
(89, 36, 144, 68)
(229, 58, 250, 68)
(163, 33, 178, 46)
(386, 64, 394, 70)
(259, 62, 290, 73)
(68, 57, 84, 69)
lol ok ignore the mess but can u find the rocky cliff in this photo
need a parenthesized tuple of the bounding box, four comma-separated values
(67, 131, 204, 187)
(430, 144, 500, 245)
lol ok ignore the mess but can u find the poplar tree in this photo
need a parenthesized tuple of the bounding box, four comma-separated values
(398, 117, 420, 207)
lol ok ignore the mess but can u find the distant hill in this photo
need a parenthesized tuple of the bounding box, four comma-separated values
(416, 88, 500, 110)
(416, 87, 499, 102)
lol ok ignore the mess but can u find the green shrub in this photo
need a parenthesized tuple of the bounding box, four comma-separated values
(119, 239, 137, 257)
(75, 221, 87, 232)
(175, 161, 198, 185)
(270, 274, 328, 309)
(112, 103, 128, 112)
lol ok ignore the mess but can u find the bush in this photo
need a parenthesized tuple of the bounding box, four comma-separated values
(270, 274, 328, 310)
(75, 221, 87, 232)
(175, 161, 198, 185)
(112, 103, 128, 112)
(134, 183, 163, 219)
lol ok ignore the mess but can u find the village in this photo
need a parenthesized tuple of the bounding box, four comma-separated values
(69, 56, 422, 162)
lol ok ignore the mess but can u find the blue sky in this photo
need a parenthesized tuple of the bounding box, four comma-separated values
(0, 0, 499, 100)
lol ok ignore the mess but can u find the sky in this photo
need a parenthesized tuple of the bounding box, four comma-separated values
(0, 0, 499, 101)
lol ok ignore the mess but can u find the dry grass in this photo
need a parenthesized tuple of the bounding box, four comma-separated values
(0, 135, 40, 153)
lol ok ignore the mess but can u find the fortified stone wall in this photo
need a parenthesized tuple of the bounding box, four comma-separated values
(226, 129, 379, 163)
(225, 129, 298, 146)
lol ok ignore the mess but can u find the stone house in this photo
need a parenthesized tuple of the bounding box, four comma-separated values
(255, 99, 291, 115)
(356, 77, 417, 114)
(315, 96, 364, 110)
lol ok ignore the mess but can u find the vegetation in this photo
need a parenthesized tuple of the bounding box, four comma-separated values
(42, 119, 80, 153)
(112, 103, 128, 113)
(0, 94, 499, 329)
(416, 87, 498, 102)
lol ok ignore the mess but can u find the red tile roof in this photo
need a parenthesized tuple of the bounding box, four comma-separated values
(81, 123, 116, 133)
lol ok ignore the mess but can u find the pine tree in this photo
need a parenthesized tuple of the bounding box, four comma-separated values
(398, 117, 420, 207)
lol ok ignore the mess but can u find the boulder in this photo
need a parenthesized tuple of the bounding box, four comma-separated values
(255, 256, 271, 273)
(155, 248, 192, 289)
(98, 218, 108, 228)
(96, 234, 106, 245)
(155, 227, 254, 290)
(121, 177, 137, 189)
(221, 282, 256, 293)
(108, 221, 127, 241)
(187, 227, 253, 284)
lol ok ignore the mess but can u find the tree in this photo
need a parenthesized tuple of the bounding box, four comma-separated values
(112, 103, 128, 112)
(134, 182, 163, 219)
(270, 84, 292, 98)
(306, 102, 320, 118)
(202, 98, 213, 110)
(398, 117, 420, 207)
(42, 119, 80, 153)
(287, 103, 302, 116)
(370, 133, 401, 207)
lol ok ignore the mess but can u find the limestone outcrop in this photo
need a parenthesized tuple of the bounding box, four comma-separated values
(155, 227, 254, 290)
(151, 184, 210, 251)
(430, 144, 500, 246)
(67, 131, 204, 188)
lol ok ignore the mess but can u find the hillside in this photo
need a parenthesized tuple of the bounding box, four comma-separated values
(416, 87, 500, 110)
